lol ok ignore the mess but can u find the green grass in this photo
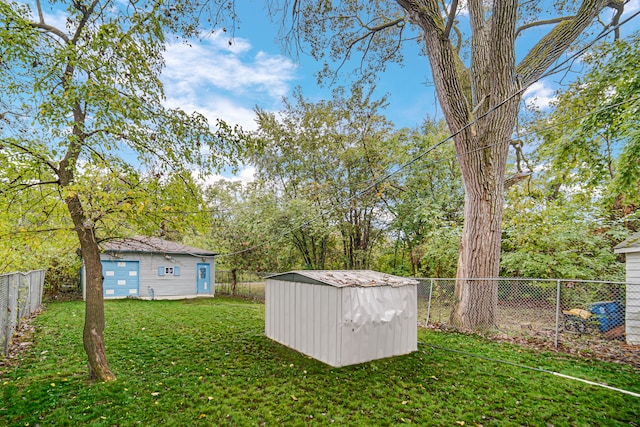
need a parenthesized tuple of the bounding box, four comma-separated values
(1, 298, 638, 426)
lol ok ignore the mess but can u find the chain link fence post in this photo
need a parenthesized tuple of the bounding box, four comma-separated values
(426, 278, 434, 327)
(0, 274, 10, 356)
(554, 279, 561, 348)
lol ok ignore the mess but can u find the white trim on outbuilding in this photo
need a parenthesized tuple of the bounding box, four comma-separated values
(614, 232, 640, 345)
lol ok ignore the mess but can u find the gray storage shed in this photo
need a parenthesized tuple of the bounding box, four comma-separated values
(614, 232, 640, 345)
(265, 270, 418, 367)
(82, 236, 217, 299)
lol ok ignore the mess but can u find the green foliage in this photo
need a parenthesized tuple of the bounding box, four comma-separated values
(418, 224, 462, 278)
(502, 184, 624, 280)
(502, 33, 640, 282)
(0, 155, 74, 274)
(254, 85, 400, 269)
(533, 32, 640, 224)
(1, 299, 638, 425)
(201, 180, 293, 272)
(384, 120, 464, 276)
(43, 250, 83, 296)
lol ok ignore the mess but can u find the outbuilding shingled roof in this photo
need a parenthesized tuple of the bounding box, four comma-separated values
(266, 270, 418, 288)
(101, 236, 217, 257)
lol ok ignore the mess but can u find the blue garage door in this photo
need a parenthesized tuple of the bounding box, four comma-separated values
(102, 261, 140, 298)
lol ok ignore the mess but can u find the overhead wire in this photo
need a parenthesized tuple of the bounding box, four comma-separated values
(214, 10, 639, 258)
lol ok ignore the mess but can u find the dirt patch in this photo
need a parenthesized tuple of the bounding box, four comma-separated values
(0, 308, 42, 374)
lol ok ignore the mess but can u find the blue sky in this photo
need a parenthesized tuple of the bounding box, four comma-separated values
(162, 0, 639, 125)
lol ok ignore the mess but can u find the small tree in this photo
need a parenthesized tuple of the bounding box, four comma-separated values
(254, 86, 398, 269)
(385, 120, 463, 276)
(0, 0, 249, 381)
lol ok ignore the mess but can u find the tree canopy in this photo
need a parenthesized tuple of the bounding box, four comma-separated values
(532, 31, 640, 225)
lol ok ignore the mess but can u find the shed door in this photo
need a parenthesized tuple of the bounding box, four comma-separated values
(102, 261, 139, 298)
(197, 263, 210, 294)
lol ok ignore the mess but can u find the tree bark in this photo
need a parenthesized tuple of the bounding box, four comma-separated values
(62, 188, 115, 381)
(57, 104, 115, 381)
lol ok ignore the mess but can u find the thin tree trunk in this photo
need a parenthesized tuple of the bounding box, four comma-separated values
(65, 193, 115, 381)
(231, 268, 237, 296)
(57, 99, 115, 381)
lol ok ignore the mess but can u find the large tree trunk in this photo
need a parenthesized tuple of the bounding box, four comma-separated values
(399, 0, 518, 329)
(450, 131, 513, 328)
(450, 0, 520, 328)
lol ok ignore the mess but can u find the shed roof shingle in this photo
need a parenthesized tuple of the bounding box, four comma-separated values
(102, 236, 217, 256)
(266, 270, 418, 288)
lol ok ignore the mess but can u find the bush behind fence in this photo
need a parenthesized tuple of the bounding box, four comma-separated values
(215, 271, 632, 347)
(0, 270, 45, 356)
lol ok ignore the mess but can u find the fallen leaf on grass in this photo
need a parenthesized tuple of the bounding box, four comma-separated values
(291, 395, 298, 401)
(456, 422, 465, 426)
(198, 414, 207, 419)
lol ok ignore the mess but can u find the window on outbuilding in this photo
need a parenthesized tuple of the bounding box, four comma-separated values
(158, 266, 180, 276)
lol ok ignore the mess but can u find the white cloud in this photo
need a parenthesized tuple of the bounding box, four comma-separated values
(197, 165, 256, 188)
(164, 41, 295, 98)
(523, 81, 556, 110)
(162, 34, 298, 131)
(165, 95, 258, 131)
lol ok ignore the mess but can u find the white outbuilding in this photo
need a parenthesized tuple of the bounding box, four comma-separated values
(614, 232, 640, 345)
(265, 270, 418, 367)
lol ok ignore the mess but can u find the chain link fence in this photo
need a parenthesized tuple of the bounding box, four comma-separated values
(1, 270, 45, 356)
(215, 270, 272, 301)
(416, 278, 630, 347)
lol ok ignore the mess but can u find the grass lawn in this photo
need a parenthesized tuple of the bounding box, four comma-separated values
(1, 298, 638, 426)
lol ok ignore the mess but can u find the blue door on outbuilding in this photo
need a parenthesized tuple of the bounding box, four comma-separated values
(197, 263, 211, 294)
(102, 260, 140, 298)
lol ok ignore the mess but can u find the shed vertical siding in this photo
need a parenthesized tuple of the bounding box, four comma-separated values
(265, 275, 417, 367)
(625, 252, 640, 345)
(265, 280, 343, 366)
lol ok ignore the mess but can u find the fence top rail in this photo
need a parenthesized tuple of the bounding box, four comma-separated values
(417, 277, 639, 286)
(0, 269, 46, 278)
